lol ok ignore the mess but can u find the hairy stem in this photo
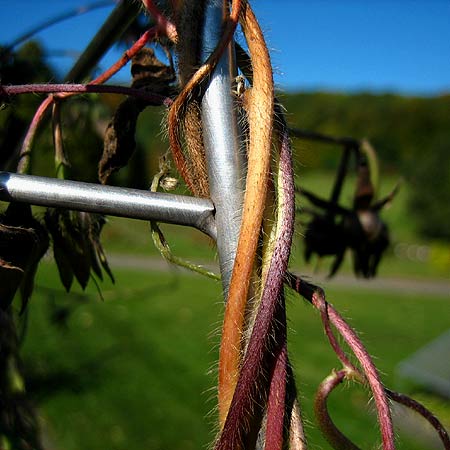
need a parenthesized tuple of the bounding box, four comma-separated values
(386, 389, 450, 449)
(167, 0, 243, 193)
(316, 298, 395, 450)
(1, 83, 172, 106)
(314, 369, 361, 450)
(285, 273, 396, 450)
(141, 0, 177, 42)
(216, 101, 295, 449)
(289, 399, 308, 450)
(218, 1, 274, 424)
(264, 329, 288, 450)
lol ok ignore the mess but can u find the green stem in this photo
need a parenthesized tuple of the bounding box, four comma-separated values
(150, 161, 220, 281)
(52, 101, 69, 179)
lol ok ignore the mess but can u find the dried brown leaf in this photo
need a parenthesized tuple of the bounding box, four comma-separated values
(0, 203, 49, 311)
(99, 98, 141, 184)
(98, 47, 176, 185)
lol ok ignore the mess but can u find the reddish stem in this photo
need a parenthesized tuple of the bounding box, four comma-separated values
(286, 272, 450, 450)
(216, 119, 295, 450)
(322, 300, 449, 449)
(386, 389, 450, 449)
(323, 308, 450, 449)
(315, 369, 361, 450)
(17, 26, 157, 172)
(1, 83, 172, 106)
(17, 96, 53, 174)
(284, 273, 396, 449)
(319, 301, 356, 371)
(265, 340, 288, 450)
(141, 0, 177, 42)
(89, 27, 156, 85)
(311, 293, 396, 450)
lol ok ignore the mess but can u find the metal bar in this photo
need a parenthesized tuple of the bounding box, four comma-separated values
(201, 0, 245, 296)
(0, 172, 216, 238)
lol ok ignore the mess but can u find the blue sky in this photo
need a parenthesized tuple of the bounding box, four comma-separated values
(1, 1, 449, 95)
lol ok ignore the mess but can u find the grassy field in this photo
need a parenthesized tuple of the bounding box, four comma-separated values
(20, 258, 449, 450)
(12, 169, 449, 450)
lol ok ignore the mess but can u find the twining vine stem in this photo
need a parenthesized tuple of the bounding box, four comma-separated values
(16, 0, 177, 175)
(0, 84, 172, 106)
(4, 1, 450, 449)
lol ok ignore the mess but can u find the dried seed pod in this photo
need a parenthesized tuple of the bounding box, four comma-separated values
(160, 176, 178, 191)
(45, 209, 113, 292)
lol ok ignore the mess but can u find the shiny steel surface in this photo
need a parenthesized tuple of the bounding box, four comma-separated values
(201, 0, 245, 295)
(0, 172, 216, 238)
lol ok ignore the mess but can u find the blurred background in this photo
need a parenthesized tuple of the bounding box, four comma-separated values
(0, 1, 449, 449)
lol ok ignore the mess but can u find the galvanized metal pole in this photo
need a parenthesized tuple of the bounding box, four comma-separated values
(0, 172, 216, 237)
(201, 0, 245, 296)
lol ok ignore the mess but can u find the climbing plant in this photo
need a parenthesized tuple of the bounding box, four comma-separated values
(0, 2, 449, 449)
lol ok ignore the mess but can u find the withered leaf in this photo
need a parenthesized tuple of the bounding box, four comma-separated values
(86, 214, 114, 284)
(99, 98, 141, 184)
(0, 203, 49, 312)
(130, 47, 176, 93)
(98, 47, 176, 185)
(52, 238, 74, 292)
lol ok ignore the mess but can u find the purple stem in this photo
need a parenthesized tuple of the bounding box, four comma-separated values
(264, 312, 288, 450)
(312, 293, 396, 450)
(319, 299, 356, 371)
(286, 272, 450, 450)
(215, 123, 295, 449)
(386, 389, 450, 449)
(314, 369, 361, 450)
(1, 83, 173, 107)
(17, 96, 53, 174)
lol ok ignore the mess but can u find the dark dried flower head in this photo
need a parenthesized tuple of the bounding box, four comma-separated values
(45, 209, 113, 292)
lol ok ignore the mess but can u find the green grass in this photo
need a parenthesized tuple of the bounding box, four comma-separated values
(23, 264, 223, 450)
(102, 216, 217, 262)
(20, 262, 449, 450)
(14, 170, 449, 449)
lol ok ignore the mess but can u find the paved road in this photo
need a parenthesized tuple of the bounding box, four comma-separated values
(107, 254, 450, 297)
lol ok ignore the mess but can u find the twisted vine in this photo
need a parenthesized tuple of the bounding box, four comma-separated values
(2, 2, 449, 450)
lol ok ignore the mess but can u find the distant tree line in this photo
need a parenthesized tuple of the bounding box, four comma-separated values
(2, 42, 449, 241)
